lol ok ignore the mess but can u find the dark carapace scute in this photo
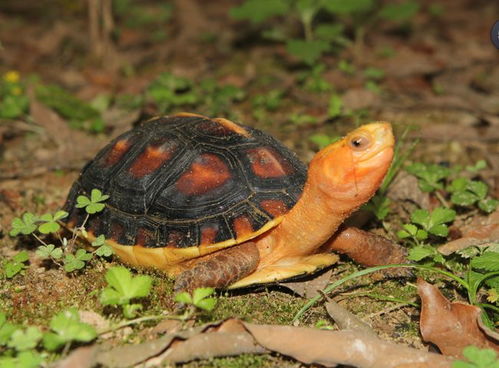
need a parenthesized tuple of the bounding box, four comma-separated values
(63, 115, 307, 249)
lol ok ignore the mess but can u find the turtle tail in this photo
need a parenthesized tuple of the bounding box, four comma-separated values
(174, 242, 260, 292)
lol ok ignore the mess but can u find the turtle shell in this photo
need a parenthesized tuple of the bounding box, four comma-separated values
(63, 114, 307, 266)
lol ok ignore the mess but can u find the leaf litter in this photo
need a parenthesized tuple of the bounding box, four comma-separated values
(417, 278, 499, 357)
(56, 317, 454, 368)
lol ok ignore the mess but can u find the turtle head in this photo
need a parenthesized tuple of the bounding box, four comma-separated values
(309, 122, 394, 212)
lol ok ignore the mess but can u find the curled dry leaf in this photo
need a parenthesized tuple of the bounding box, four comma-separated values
(417, 278, 499, 357)
(244, 323, 452, 368)
(439, 210, 499, 255)
(280, 269, 332, 298)
(60, 318, 454, 368)
(325, 300, 377, 338)
(55, 346, 98, 368)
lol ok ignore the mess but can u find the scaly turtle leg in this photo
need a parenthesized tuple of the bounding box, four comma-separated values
(174, 242, 260, 292)
(320, 226, 408, 268)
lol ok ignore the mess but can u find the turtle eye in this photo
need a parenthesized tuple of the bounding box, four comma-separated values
(349, 134, 371, 151)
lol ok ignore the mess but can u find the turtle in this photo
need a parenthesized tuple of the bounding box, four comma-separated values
(63, 113, 404, 292)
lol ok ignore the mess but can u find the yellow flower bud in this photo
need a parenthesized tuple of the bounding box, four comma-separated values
(3, 71, 20, 83)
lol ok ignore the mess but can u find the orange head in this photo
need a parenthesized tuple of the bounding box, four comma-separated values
(308, 122, 394, 212)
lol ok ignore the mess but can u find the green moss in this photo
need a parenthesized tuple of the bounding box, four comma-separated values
(184, 354, 273, 368)
(209, 290, 306, 324)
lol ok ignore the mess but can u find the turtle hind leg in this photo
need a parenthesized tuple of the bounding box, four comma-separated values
(174, 241, 259, 293)
(229, 253, 339, 289)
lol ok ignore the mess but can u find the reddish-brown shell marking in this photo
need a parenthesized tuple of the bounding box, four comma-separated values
(246, 147, 294, 178)
(233, 216, 254, 239)
(260, 199, 289, 217)
(104, 139, 131, 166)
(176, 154, 231, 196)
(129, 145, 172, 177)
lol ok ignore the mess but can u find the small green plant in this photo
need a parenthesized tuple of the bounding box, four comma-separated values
(174, 287, 218, 312)
(1, 314, 42, 367)
(91, 235, 114, 257)
(398, 207, 456, 244)
(43, 308, 97, 352)
(230, 0, 289, 24)
(197, 79, 245, 116)
(0, 71, 29, 119)
(252, 89, 284, 112)
(289, 113, 318, 126)
(7, 327, 42, 352)
(100, 266, 153, 318)
(36, 244, 63, 261)
(63, 249, 93, 272)
(35, 84, 104, 133)
(452, 346, 499, 368)
(9, 188, 112, 275)
(314, 319, 334, 330)
(230, 0, 360, 65)
(398, 207, 456, 265)
(363, 195, 391, 221)
(76, 188, 110, 214)
(406, 161, 498, 213)
(406, 162, 451, 193)
(146, 72, 198, 113)
(0, 351, 43, 368)
(379, 1, 420, 22)
(2, 251, 29, 279)
(0, 309, 97, 365)
(447, 178, 498, 213)
(327, 94, 343, 119)
(297, 64, 332, 93)
(146, 72, 244, 116)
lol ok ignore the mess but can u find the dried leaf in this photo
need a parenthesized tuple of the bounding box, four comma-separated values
(438, 210, 499, 255)
(325, 300, 377, 338)
(55, 346, 98, 368)
(281, 269, 332, 298)
(244, 323, 452, 368)
(77, 318, 456, 368)
(417, 278, 499, 357)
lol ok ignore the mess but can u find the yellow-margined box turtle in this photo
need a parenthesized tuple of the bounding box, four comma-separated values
(63, 113, 403, 291)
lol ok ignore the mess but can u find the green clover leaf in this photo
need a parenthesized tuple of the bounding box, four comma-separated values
(9, 213, 37, 236)
(4, 251, 29, 278)
(43, 308, 96, 351)
(38, 210, 68, 234)
(64, 249, 92, 272)
(7, 326, 42, 351)
(76, 189, 109, 214)
(91, 235, 114, 257)
(36, 244, 63, 260)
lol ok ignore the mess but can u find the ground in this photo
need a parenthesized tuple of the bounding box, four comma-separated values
(0, 0, 498, 367)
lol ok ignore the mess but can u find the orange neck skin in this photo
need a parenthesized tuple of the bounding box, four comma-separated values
(256, 183, 356, 268)
(255, 122, 394, 268)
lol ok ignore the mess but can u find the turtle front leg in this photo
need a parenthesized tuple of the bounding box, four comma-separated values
(174, 241, 260, 292)
(322, 226, 407, 266)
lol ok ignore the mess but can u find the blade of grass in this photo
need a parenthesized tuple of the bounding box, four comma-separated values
(292, 264, 469, 322)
